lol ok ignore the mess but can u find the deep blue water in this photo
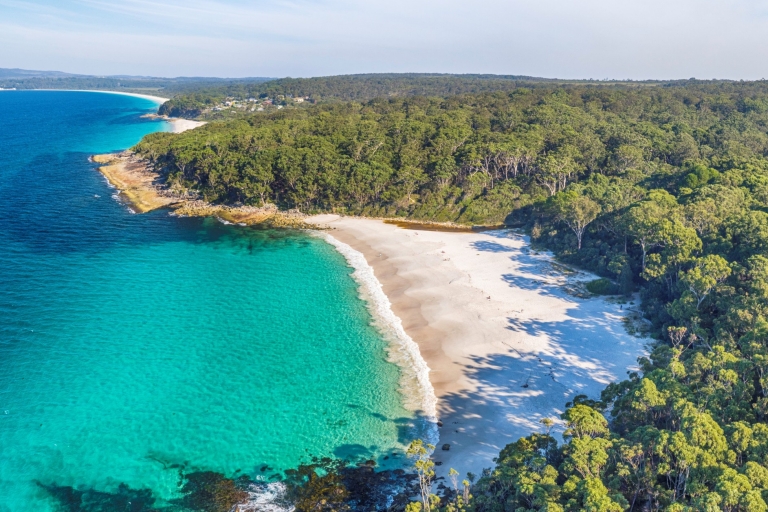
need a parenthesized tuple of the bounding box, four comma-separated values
(0, 91, 415, 510)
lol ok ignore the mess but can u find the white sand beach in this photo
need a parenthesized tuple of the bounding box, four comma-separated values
(167, 118, 206, 133)
(305, 215, 647, 479)
(88, 90, 170, 104)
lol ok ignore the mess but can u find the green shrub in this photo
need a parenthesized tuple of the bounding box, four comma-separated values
(586, 278, 620, 295)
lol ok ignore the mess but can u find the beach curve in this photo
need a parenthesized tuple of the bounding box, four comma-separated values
(306, 214, 648, 478)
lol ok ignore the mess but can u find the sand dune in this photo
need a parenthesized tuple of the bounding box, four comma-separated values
(306, 215, 648, 479)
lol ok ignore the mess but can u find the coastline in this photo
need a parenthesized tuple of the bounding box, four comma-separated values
(82, 90, 208, 132)
(317, 233, 439, 431)
(167, 118, 207, 133)
(91, 153, 180, 213)
(75, 89, 170, 104)
(28, 89, 206, 133)
(23, 88, 170, 104)
(92, 150, 647, 478)
(305, 214, 648, 478)
(141, 113, 207, 133)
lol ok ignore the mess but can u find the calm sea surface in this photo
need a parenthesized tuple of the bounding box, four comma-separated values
(0, 91, 416, 510)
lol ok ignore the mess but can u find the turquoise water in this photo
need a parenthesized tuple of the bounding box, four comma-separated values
(0, 91, 419, 510)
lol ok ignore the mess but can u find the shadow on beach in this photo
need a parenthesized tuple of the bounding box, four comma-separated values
(432, 229, 643, 475)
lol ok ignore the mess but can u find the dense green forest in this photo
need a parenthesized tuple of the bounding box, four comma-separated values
(155, 73, 633, 118)
(133, 80, 768, 511)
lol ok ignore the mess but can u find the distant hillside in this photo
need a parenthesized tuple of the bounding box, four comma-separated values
(0, 68, 85, 79)
(252, 73, 556, 99)
(0, 69, 274, 98)
(156, 73, 673, 118)
(156, 73, 548, 117)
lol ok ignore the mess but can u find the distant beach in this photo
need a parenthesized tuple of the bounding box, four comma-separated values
(87, 91, 207, 132)
(84, 90, 170, 104)
(306, 215, 648, 478)
(50, 89, 207, 132)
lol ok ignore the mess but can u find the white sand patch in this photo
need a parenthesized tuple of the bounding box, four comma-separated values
(167, 118, 207, 133)
(80, 90, 170, 104)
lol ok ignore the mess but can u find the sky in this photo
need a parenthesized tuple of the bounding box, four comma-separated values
(1, 0, 767, 80)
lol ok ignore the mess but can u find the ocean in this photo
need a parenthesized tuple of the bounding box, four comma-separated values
(0, 91, 427, 510)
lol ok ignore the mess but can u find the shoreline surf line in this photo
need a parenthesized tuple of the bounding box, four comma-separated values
(315, 231, 440, 447)
(21, 88, 170, 104)
(72, 89, 169, 104)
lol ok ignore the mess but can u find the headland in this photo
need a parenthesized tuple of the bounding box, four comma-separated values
(92, 152, 311, 228)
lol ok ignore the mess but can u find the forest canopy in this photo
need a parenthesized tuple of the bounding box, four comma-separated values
(155, 73, 670, 118)
(134, 80, 768, 511)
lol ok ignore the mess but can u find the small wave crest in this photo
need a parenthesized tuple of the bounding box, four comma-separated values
(239, 482, 294, 512)
(318, 233, 439, 445)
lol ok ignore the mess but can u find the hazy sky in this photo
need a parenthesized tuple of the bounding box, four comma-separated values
(1, 0, 767, 79)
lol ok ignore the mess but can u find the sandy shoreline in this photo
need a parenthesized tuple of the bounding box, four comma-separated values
(84, 90, 170, 104)
(305, 214, 647, 478)
(26, 89, 170, 104)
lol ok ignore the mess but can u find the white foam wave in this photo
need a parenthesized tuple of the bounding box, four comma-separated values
(317, 232, 438, 443)
(109, 192, 137, 214)
(238, 482, 294, 512)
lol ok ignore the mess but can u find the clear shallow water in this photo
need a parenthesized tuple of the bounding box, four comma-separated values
(0, 91, 419, 510)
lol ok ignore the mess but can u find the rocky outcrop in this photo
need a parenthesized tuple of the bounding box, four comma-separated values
(92, 152, 315, 229)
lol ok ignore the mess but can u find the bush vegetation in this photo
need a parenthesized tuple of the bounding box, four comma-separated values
(585, 278, 621, 295)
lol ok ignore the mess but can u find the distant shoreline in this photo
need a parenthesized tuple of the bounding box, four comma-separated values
(20, 89, 207, 132)
(65, 90, 208, 132)
(9, 88, 171, 104)
(84, 90, 170, 104)
(140, 113, 207, 133)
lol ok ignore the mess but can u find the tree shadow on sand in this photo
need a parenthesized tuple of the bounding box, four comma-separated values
(432, 304, 644, 473)
(470, 231, 580, 301)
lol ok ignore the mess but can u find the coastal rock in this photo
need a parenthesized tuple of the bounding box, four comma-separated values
(92, 151, 182, 213)
(441, 444, 450, 451)
(91, 151, 318, 229)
